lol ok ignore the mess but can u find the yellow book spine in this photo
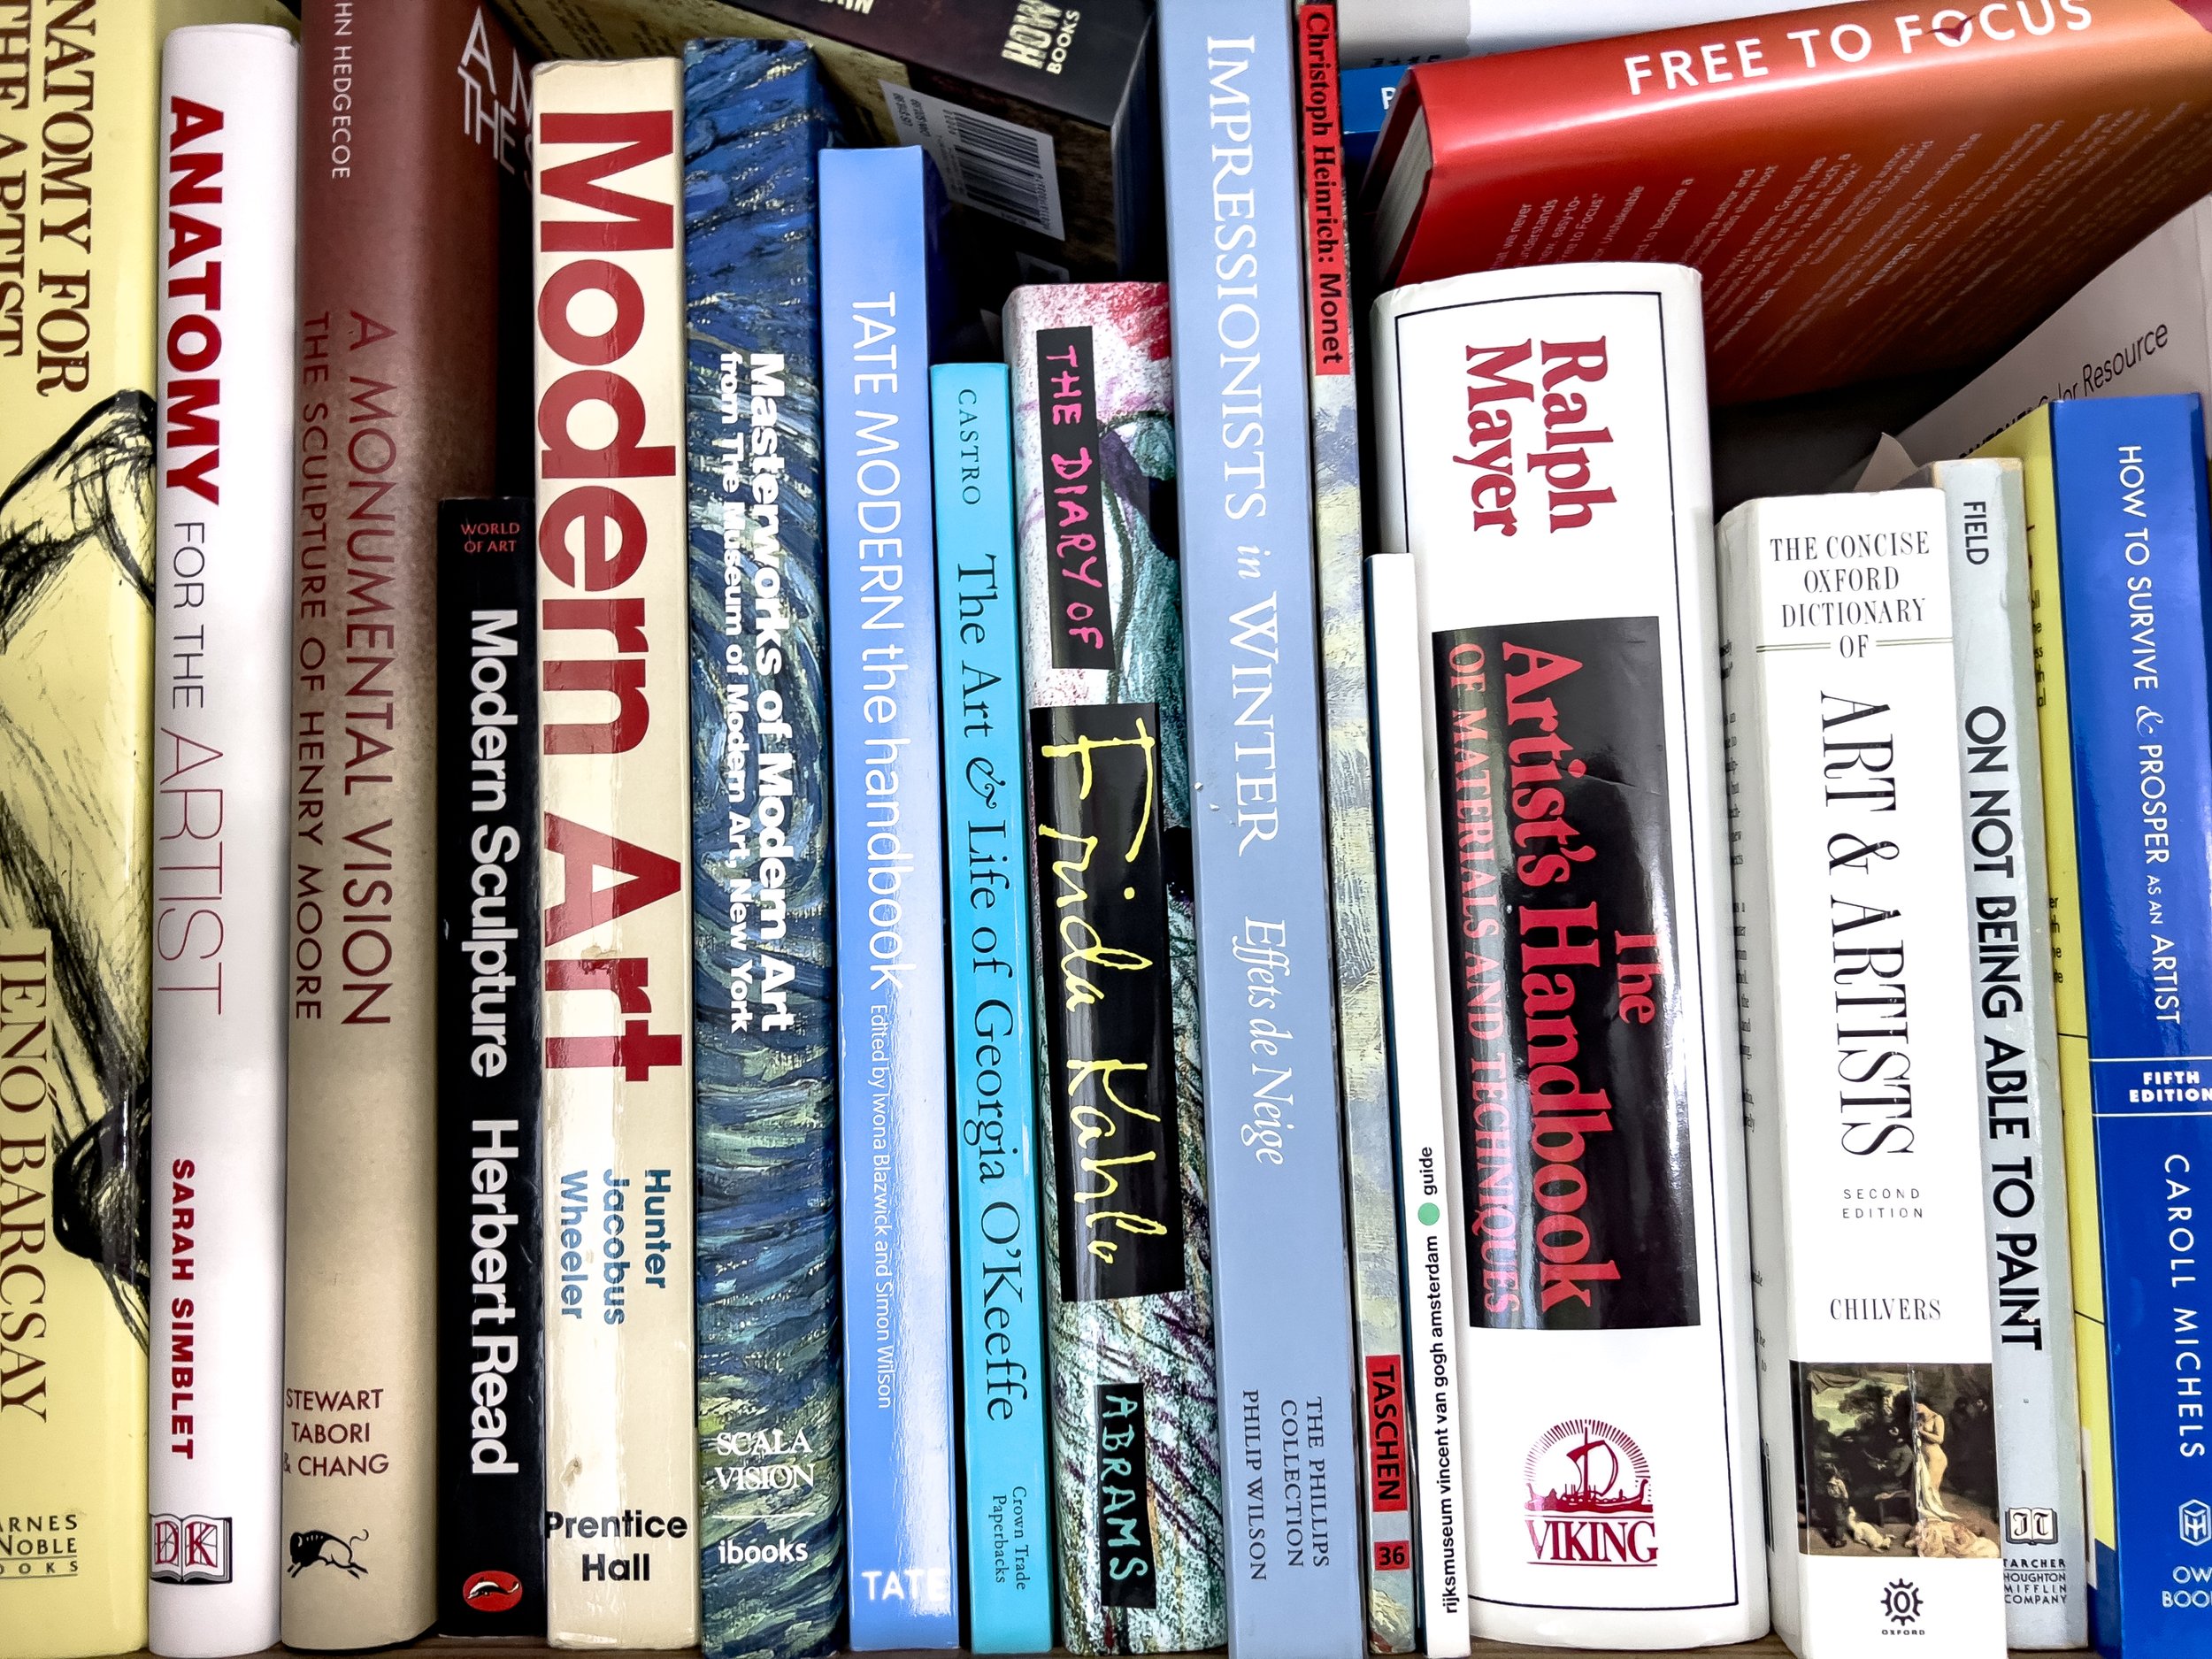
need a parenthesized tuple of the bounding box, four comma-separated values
(0, 4, 160, 1655)
(1975, 407, 2116, 1589)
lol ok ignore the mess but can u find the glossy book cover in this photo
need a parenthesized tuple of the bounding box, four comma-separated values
(683, 41, 843, 1659)
(1005, 281, 1226, 1655)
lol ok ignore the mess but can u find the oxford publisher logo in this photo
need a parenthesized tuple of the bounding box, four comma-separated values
(1882, 1578, 1923, 1628)
(2006, 1506, 2059, 1546)
(2181, 1501, 2212, 1547)
(150, 1514, 232, 1586)
(1523, 1418, 1655, 1567)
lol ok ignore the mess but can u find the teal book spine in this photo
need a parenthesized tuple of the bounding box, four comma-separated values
(932, 363, 1056, 1653)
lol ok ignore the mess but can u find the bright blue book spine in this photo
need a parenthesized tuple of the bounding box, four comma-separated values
(2053, 392, 2212, 1659)
(684, 41, 843, 1659)
(1337, 65, 1402, 182)
(930, 363, 1055, 1653)
(821, 145, 961, 1651)
(1156, 9, 1366, 1657)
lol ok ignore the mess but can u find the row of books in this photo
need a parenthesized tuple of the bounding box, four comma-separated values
(10, 1, 2212, 1659)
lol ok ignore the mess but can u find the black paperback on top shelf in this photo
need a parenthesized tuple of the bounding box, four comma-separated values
(435, 498, 546, 1633)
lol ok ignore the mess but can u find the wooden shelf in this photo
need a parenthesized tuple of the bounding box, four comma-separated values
(104, 1640, 2085, 1659)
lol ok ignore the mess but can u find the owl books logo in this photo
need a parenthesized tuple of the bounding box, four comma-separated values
(1523, 1417, 1655, 1567)
(150, 1514, 233, 1586)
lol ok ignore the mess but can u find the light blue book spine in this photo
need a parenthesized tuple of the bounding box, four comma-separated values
(820, 145, 961, 1652)
(2051, 392, 2212, 1659)
(930, 363, 1054, 1653)
(1156, 8, 1366, 1657)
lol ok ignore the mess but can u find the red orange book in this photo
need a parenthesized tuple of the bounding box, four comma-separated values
(1367, 0, 2212, 402)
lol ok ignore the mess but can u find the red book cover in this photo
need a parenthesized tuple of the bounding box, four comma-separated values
(1368, 0, 2212, 402)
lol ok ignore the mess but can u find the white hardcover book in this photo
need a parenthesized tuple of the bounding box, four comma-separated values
(1901, 196, 2212, 464)
(1368, 553, 1472, 1659)
(1911, 457, 2087, 1647)
(148, 26, 298, 1658)
(1337, 0, 1847, 65)
(1718, 488, 2008, 1659)
(1370, 264, 1765, 1648)
(530, 58, 699, 1649)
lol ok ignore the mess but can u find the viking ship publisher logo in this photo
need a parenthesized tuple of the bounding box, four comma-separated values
(1524, 1417, 1655, 1566)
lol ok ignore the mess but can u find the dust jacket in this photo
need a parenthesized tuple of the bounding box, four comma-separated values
(531, 55, 701, 1650)
(1371, 264, 1765, 1648)
(1719, 487, 2007, 1657)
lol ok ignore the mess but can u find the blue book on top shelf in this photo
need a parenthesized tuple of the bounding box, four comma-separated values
(2052, 391, 2212, 1659)
(1156, 7, 1366, 1658)
(820, 144, 960, 1652)
(683, 40, 843, 1659)
(930, 362, 1054, 1653)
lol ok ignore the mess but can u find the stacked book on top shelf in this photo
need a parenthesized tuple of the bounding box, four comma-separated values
(10, 2, 2212, 1659)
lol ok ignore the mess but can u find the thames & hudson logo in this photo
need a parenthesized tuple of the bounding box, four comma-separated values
(1523, 1418, 1655, 1567)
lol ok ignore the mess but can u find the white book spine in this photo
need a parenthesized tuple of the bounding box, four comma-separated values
(1899, 199, 2212, 465)
(1370, 264, 1763, 1648)
(1916, 458, 2086, 1648)
(1368, 553, 1472, 1659)
(147, 26, 298, 1657)
(530, 58, 699, 1649)
(1717, 488, 2007, 1659)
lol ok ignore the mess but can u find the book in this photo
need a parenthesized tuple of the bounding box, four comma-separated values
(1338, 65, 1404, 188)
(1902, 196, 2212, 465)
(819, 143, 960, 1652)
(1337, 0, 1848, 65)
(146, 24, 298, 1658)
(929, 360, 1053, 1654)
(530, 55, 700, 1651)
(1363, 553, 1471, 1659)
(1294, 9, 1415, 1651)
(1909, 456, 2086, 1649)
(1970, 407, 2120, 1653)
(1371, 264, 1765, 1647)
(280, 2, 530, 1645)
(2, 2, 164, 1650)
(1719, 486, 2007, 1657)
(2046, 393, 2212, 1659)
(1002, 279, 1228, 1655)
(434, 500, 545, 1636)
(1156, 7, 1367, 1655)
(681, 38, 843, 1659)
(495, 0, 1157, 285)
(1364, 0, 2212, 404)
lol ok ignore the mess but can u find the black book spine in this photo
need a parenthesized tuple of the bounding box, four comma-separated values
(434, 497, 547, 1633)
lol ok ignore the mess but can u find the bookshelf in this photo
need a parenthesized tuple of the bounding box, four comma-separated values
(101, 1642, 2080, 1658)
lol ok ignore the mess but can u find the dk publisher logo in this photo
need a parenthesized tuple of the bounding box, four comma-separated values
(150, 1514, 232, 1586)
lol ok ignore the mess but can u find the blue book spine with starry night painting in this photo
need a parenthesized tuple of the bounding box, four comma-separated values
(683, 40, 842, 1659)
(931, 363, 1055, 1653)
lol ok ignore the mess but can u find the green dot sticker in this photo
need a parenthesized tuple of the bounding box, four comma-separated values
(1417, 1202, 1440, 1227)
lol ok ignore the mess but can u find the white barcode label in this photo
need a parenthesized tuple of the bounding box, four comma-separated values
(879, 81, 1066, 242)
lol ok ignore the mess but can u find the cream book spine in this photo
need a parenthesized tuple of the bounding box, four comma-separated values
(1369, 262, 1763, 1649)
(530, 56, 700, 1650)
(1718, 487, 2007, 1658)
(147, 25, 297, 1658)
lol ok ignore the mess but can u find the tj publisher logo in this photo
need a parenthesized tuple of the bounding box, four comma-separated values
(2006, 1506, 2059, 1545)
(2181, 1500, 2212, 1548)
